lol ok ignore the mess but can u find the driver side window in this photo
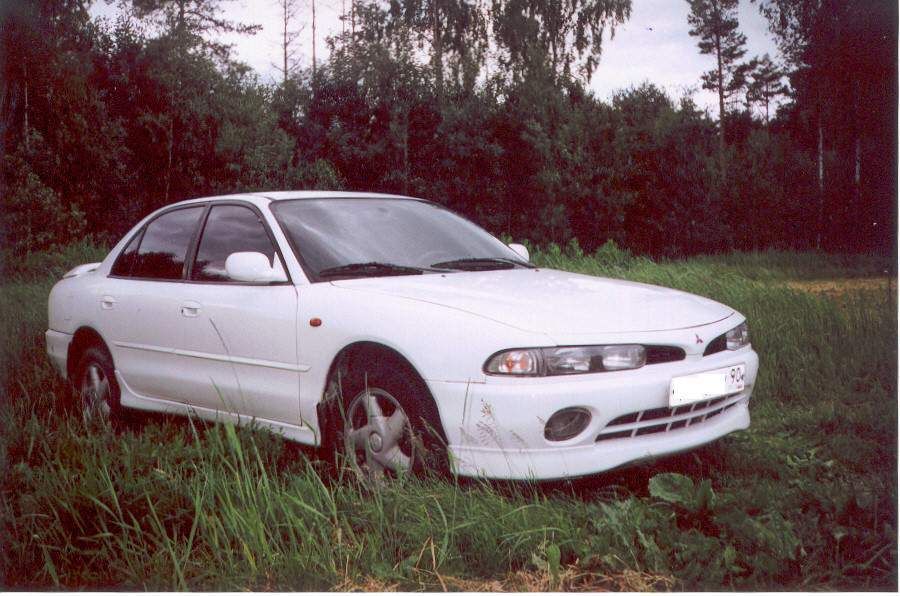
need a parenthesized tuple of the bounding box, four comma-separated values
(190, 204, 282, 282)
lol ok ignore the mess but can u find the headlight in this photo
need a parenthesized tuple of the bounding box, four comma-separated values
(485, 345, 646, 376)
(545, 345, 646, 373)
(725, 321, 750, 350)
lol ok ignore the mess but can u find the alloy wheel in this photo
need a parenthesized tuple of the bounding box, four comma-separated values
(80, 362, 112, 422)
(343, 387, 415, 478)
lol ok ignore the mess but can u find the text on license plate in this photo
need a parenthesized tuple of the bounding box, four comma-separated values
(669, 364, 746, 407)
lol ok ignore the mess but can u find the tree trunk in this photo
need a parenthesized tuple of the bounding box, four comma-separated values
(402, 109, 409, 195)
(551, 39, 558, 75)
(714, 23, 725, 152)
(311, 0, 317, 80)
(817, 115, 824, 250)
(176, 0, 186, 38)
(853, 78, 861, 222)
(432, 1, 443, 100)
(282, 0, 289, 83)
(23, 61, 30, 152)
(712, 30, 726, 179)
(164, 114, 174, 205)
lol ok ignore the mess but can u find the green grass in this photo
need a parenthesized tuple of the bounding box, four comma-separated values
(1, 242, 896, 590)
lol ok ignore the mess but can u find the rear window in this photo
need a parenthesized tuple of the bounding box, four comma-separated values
(112, 206, 204, 280)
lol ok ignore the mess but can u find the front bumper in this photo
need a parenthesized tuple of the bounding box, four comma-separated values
(46, 329, 73, 379)
(429, 346, 758, 480)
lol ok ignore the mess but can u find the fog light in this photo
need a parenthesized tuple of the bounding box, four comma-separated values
(544, 407, 591, 441)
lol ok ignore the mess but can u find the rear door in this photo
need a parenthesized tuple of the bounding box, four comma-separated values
(100, 205, 206, 402)
(175, 203, 301, 425)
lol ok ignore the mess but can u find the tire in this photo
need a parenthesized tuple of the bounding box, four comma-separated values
(335, 354, 448, 479)
(74, 346, 122, 423)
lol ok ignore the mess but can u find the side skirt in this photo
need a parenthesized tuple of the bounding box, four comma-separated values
(115, 370, 318, 446)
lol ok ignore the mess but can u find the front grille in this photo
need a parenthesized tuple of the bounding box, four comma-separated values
(595, 395, 742, 442)
(645, 345, 686, 364)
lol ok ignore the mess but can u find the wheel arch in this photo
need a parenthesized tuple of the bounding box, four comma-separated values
(322, 340, 433, 401)
(316, 340, 446, 449)
(67, 326, 112, 380)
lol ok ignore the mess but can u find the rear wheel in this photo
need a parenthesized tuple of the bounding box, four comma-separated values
(75, 346, 121, 423)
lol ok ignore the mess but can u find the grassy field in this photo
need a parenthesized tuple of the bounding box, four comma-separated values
(1, 241, 896, 590)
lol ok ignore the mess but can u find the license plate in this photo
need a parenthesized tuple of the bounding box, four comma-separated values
(669, 364, 746, 406)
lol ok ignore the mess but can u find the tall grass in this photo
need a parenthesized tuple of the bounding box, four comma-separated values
(1, 242, 896, 590)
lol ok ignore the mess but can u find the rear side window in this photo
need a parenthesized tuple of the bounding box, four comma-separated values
(191, 205, 280, 282)
(113, 207, 204, 280)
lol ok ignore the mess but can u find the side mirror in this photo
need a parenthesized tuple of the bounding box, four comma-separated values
(225, 252, 288, 283)
(508, 243, 530, 262)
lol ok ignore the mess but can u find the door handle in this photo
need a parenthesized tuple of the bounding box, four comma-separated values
(100, 296, 116, 310)
(180, 301, 201, 317)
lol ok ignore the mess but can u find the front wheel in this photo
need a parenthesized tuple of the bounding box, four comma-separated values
(335, 362, 448, 480)
(343, 386, 417, 477)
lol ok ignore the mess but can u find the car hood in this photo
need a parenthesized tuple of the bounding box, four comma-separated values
(331, 268, 733, 335)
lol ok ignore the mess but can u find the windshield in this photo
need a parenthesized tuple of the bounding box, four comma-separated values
(270, 198, 529, 280)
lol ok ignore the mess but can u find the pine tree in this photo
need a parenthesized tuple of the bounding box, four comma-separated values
(686, 0, 747, 148)
(746, 54, 787, 125)
(130, 0, 261, 57)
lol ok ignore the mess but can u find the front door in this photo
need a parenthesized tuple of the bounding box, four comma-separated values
(176, 203, 301, 426)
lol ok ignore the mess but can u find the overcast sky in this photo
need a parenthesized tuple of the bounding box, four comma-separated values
(92, 0, 783, 115)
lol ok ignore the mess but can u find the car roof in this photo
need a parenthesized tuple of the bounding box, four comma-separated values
(169, 191, 419, 208)
(253, 191, 415, 201)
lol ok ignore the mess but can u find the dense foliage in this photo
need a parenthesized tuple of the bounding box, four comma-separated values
(1, 243, 895, 589)
(0, 0, 895, 258)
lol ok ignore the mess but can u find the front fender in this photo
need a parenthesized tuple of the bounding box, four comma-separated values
(295, 282, 552, 399)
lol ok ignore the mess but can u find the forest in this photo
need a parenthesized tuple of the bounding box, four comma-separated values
(1, 0, 895, 261)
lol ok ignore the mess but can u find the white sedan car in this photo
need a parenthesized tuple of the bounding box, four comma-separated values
(46, 191, 758, 480)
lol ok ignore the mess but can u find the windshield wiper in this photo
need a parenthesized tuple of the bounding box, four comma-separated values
(430, 257, 535, 271)
(318, 262, 429, 279)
